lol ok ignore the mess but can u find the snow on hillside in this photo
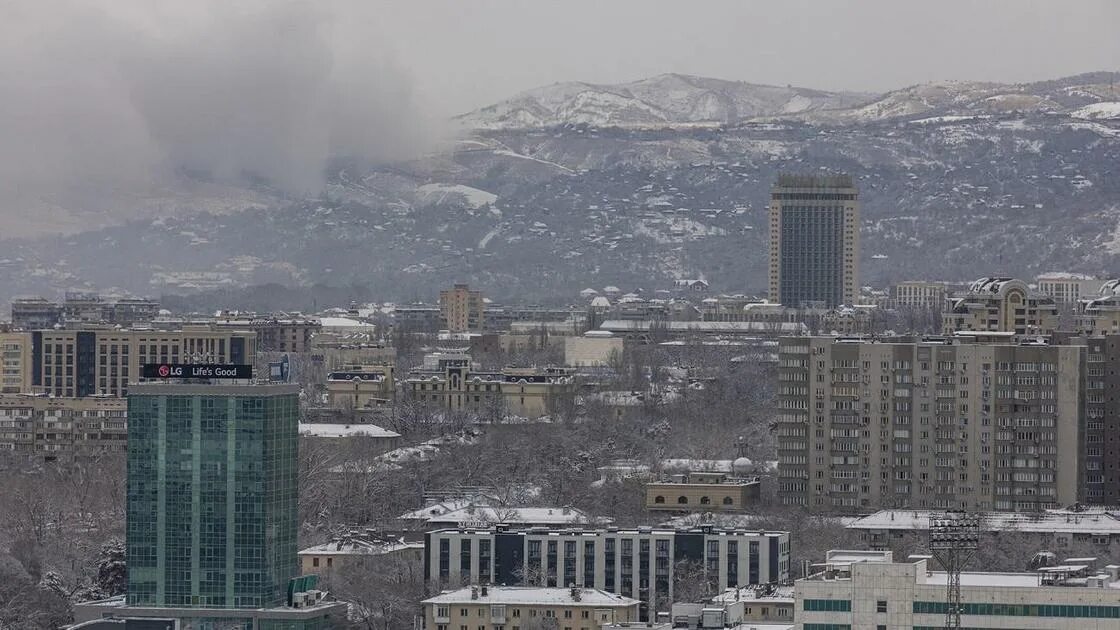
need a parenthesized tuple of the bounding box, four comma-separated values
(417, 183, 497, 209)
(1072, 102, 1120, 120)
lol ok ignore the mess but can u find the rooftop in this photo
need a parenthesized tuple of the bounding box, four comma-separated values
(423, 586, 640, 607)
(425, 505, 609, 526)
(299, 532, 422, 556)
(298, 423, 400, 439)
(847, 509, 1120, 535)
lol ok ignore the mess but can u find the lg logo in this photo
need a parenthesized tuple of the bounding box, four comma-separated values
(158, 365, 170, 377)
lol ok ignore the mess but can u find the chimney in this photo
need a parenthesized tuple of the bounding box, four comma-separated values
(471, 586, 479, 600)
(481, 585, 488, 597)
(570, 584, 581, 601)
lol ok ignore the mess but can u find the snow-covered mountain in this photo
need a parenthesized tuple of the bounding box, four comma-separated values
(457, 72, 1120, 129)
(454, 73, 873, 129)
(2, 71, 1120, 307)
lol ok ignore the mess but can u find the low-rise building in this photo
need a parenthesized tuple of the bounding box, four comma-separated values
(646, 472, 761, 513)
(846, 508, 1120, 552)
(1036, 272, 1103, 305)
(671, 584, 795, 628)
(325, 364, 394, 409)
(0, 394, 126, 459)
(566, 332, 625, 367)
(404, 351, 577, 419)
(891, 282, 949, 310)
(297, 529, 422, 574)
(297, 422, 401, 452)
(795, 549, 1120, 630)
(425, 526, 791, 619)
(1076, 279, 1120, 336)
(423, 586, 641, 630)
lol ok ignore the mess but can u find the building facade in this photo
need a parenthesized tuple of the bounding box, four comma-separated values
(943, 277, 1059, 335)
(213, 317, 321, 353)
(891, 282, 948, 311)
(424, 526, 791, 619)
(645, 472, 762, 513)
(0, 331, 31, 393)
(768, 174, 860, 308)
(404, 351, 577, 419)
(325, 364, 395, 409)
(776, 336, 1082, 512)
(1036, 272, 1103, 305)
(423, 586, 641, 630)
(796, 549, 1120, 630)
(1076, 280, 1120, 336)
(127, 383, 300, 609)
(441, 284, 485, 333)
(16, 326, 254, 398)
(0, 394, 126, 459)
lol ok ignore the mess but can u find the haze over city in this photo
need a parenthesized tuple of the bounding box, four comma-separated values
(2, 2, 1120, 630)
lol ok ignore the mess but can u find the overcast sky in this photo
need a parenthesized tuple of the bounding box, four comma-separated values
(378, 0, 1120, 115)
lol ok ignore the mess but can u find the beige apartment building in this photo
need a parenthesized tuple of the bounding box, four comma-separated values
(440, 283, 485, 332)
(1076, 279, 1120, 336)
(0, 394, 127, 459)
(423, 586, 640, 630)
(776, 336, 1082, 512)
(0, 332, 31, 393)
(1035, 272, 1103, 305)
(404, 351, 576, 419)
(768, 174, 860, 308)
(943, 277, 1059, 335)
(325, 364, 395, 409)
(891, 281, 948, 310)
(645, 471, 761, 512)
(12, 325, 255, 398)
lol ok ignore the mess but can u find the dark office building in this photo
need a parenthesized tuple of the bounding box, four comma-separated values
(768, 174, 860, 308)
(424, 526, 790, 620)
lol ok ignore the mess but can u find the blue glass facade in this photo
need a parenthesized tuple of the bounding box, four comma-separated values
(127, 384, 300, 610)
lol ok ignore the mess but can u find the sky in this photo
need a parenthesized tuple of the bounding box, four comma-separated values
(378, 0, 1120, 115)
(0, 0, 1117, 231)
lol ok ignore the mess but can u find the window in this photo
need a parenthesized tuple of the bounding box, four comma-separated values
(700, 496, 711, 505)
(876, 600, 887, 613)
(654, 496, 665, 504)
(677, 496, 688, 504)
(722, 496, 734, 505)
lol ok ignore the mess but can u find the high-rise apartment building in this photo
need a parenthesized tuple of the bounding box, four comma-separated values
(768, 174, 860, 308)
(0, 395, 126, 459)
(440, 283, 485, 332)
(776, 336, 1082, 512)
(110, 382, 345, 628)
(425, 526, 790, 620)
(943, 277, 1059, 335)
(0, 331, 31, 393)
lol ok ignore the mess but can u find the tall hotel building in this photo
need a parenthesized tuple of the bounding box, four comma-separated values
(768, 174, 860, 308)
(776, 337, 1082, 512)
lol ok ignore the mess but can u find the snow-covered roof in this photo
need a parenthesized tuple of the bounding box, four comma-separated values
(425, 506, 608, 526)
(1036, 271, 1097, 281)
(299, 537, 422, 556)
(319, 316, 374, 328)
(661, 458, 734, 473)
(298, 423, 400, 439)
(423, 586, 639, 607)
(847, 509, 1120, 535)
(710, 585, 795, 603)
(398, 499, 482, 521)
(599, 320, 807, 334)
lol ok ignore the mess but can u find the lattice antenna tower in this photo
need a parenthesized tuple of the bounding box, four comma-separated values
(928, 511, 981, 630)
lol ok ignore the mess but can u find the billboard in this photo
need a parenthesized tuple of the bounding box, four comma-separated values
(141, 364, 253, 379)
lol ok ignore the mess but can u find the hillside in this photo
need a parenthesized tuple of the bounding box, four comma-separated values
(2, 72, 1119, 307)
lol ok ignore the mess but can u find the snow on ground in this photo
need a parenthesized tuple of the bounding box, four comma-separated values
(417, 183, 498, 209)
(1071, 102, 1120, 120)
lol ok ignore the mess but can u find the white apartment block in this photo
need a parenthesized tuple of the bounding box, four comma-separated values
(796, 550, 1120, 630)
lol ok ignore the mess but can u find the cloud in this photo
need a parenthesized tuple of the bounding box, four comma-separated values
(0, 0, 435, 230)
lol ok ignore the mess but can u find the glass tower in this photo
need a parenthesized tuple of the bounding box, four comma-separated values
(126, 383, 300, 610)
